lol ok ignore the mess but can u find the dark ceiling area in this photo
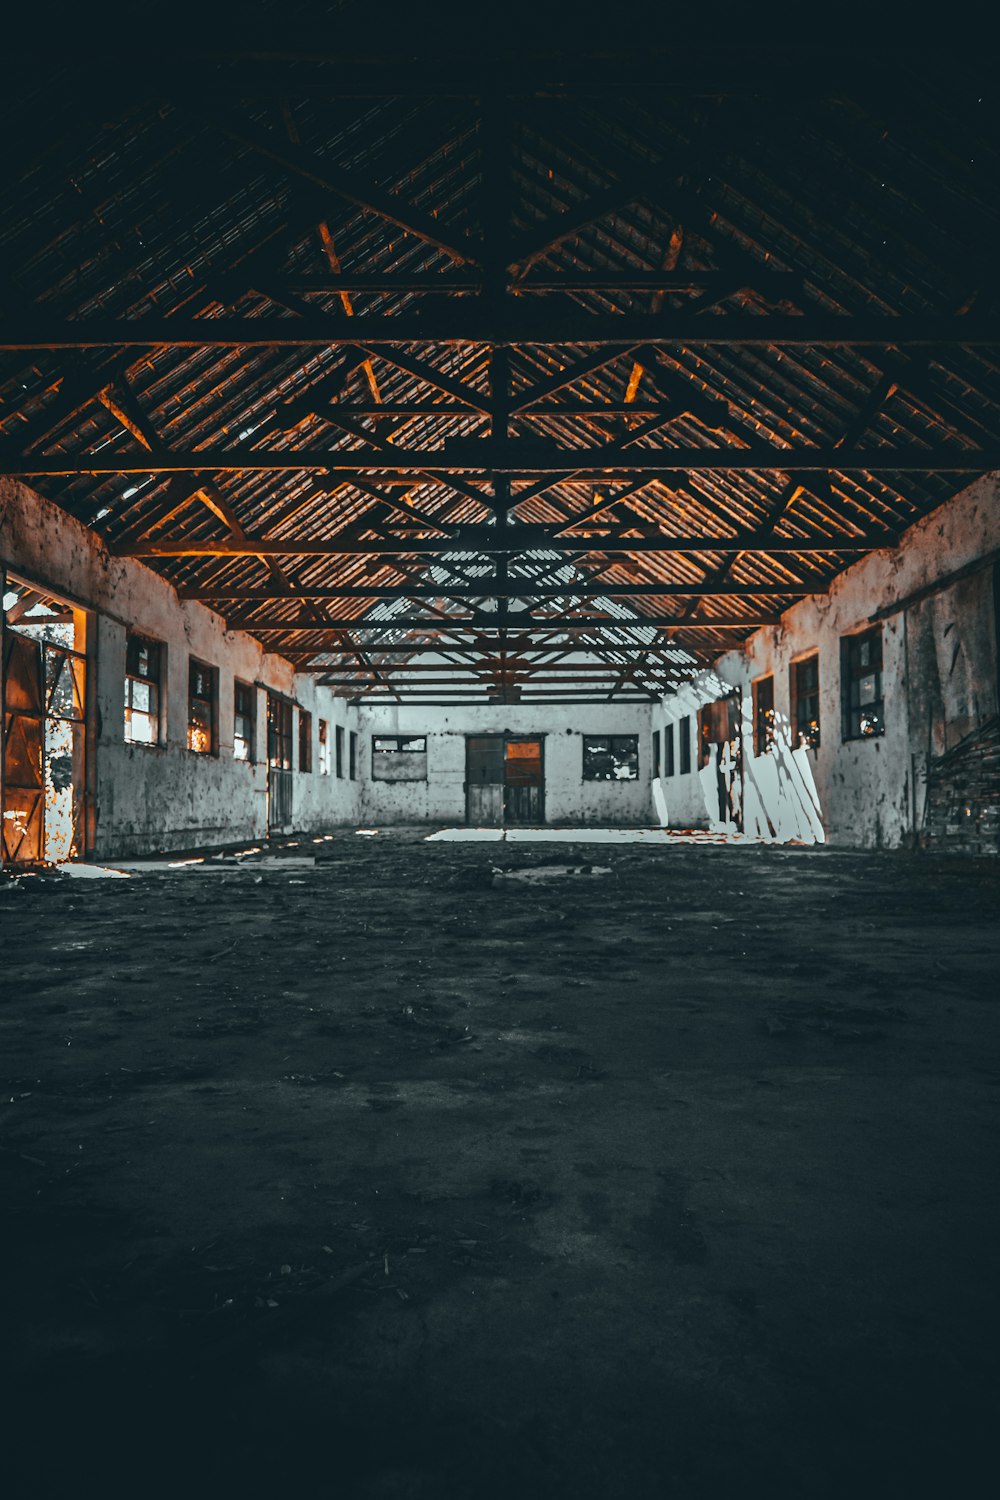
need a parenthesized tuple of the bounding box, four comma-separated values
(1, 18, 997, 703)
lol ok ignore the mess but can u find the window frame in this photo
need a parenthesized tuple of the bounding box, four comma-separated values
(678, 716, 691, 775)
(318, 719, 330, 776)
(651, 728, 661, 779)
(335, 724, 344, 779)
(298, 707, 313, 773)
(371, 734, 428, 782)
(233, 678, 255, 763)
(790, 653, 821, 751)
(841, 625, 885, 741)
(266, 692, 294, 771)
(752, 674, 776, 758)
(124, 631, 163, 748)
(664, 722, 675, 777)
(187, 658, 218, 756)
(581, 733, 640, 783)
(349, 730, 358, 781)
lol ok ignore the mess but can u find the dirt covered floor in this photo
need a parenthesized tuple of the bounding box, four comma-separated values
(2, 832, 999, 1498)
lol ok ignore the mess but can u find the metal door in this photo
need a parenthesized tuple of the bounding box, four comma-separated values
(466, 736, 504, 826)
(504, 738, 544, 825)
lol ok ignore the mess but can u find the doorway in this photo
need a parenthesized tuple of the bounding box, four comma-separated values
(465, 735, 544, 827)
(2, 577, 87, 866)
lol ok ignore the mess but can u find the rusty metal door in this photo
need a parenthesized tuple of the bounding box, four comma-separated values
(504, 738, 544, 825)
(466, 736, 504, 826)
(2, 632, 45, 863)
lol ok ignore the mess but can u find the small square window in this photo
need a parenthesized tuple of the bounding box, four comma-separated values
(372, 735, 428, 781)
(582, 735, 639, 781)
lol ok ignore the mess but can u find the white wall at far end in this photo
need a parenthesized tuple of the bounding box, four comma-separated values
(357, 703, 655, 825)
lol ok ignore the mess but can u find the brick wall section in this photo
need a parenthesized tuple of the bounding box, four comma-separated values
(921, 717, 1000, 856)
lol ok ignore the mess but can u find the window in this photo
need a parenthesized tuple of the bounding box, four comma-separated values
(582, 735, 639, 781)
(318, 719, 330, 775)
(349, 731, 358, 780)
(234, 680, 255, 762)
(372, 735, 427, 782)
(187, 659, 217, 754)
(267, 693, 294, 769)
(124, 633, 161, 746)
(665, 722, 675, 777)
(651, 729, 661, 778)
(699, 694, 740, 768)
(753, 675, 775, 757)
(791, 655, 820, 750)
(298, 708, 313, 773)
(335, 724, 345, 779)
(679, 716, 691, 775)
(842, 626, 884, 740)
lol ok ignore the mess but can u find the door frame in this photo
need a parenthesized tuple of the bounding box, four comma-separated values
(464, 732, 546, 827)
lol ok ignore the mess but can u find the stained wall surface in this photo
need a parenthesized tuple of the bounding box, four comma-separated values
(357, 703, 655, 826)
(1, 480, 361, 856)
(653, 474, 1000, 849)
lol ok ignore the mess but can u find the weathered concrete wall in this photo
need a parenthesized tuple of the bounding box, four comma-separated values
(654, 475, 1000, 849)
(1, 480, 361, 855)
(357, 703, 655, 825)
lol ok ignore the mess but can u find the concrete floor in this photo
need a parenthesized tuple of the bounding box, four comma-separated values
(3, 832, 999, 1498)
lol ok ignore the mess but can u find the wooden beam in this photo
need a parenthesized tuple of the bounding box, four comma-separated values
(115, 529, 889, 557)
(218, 615, 780, 631)
(180, 581, 819, 601)
(1, 313, 995, 350)
(9, 445, 993, 475)
(216, 119, 483, 268)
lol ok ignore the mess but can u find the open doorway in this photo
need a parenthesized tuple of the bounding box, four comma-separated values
(465, 735, 544, 827)
(2, 575, 87, 866)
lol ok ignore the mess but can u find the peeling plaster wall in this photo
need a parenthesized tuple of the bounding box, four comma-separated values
(1, 481, 361, 856)
(654, 475, 1000, 849)
(357, 703, 655, 825)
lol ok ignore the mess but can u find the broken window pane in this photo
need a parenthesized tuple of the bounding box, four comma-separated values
(372, 735, 428, 782)
(582, 734, 639, 781)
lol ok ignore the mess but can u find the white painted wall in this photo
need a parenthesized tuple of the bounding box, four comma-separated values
(1, 480, 362, 856)
(654, 474, 1000, 848)
(357, 703, 655, 825)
